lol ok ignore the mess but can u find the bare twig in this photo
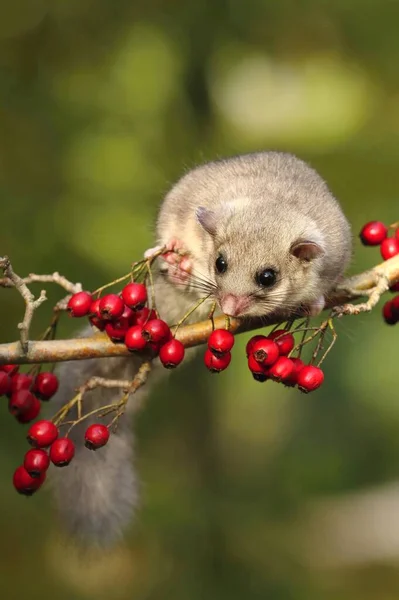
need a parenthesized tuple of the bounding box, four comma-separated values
(0, 253, 398, 366)
(0, 270, 82, 294)
(53, 362, 152, 430)
(0, 256, 48, 352)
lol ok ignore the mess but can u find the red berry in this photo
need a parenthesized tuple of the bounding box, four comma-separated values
(88, 299, 106, 330)
(13, 465, 45, 496)
(121, 283, 147, 310)
(159, 339, 185, 368)
(383, 300, 398, 325)
(297, 365, 324, 393)
(24, 449, 50, 477)
(268, 330, 295, 355)
(395, 228, 399, 240)
(359, 221, 387, 246)
(125, 325, 147, 351)
(89, 298, 102, 318)
(67, 291, 93, 317)
(392, 295, 399, 318)
(381, 238, 399, 260)
(50, 438, 75, 467)
(208, 329, 235, 356)
(16, 395, 41, 423)
(34, 372, 59, 401)
(10, 373, 33, 394)
(27, 420, 59, 448)
(251, 338, 279, 366)
(0, 371, 11, 395)
(268, 357, 295, 382)
(247, 354, 269, 382)
(84, 424, 110, 450)
(0, 364, 19, 375)
(9, 389, 35, 418)
(283, 357, 305, 386)
(105, 304, 135, 341)
(105, 320, 129, 342)
(142, 319, 171, 344)
(99, 294, 125, 321)
(245, 335, 267, 357)
(134, 307, 157, 326)
(204, 349, 231, 373)
(390, 282, 399, 292)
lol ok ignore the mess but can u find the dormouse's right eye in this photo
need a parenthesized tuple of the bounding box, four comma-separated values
(215, 254, 228, 274)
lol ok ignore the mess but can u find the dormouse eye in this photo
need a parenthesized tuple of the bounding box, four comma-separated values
(256, 268, 277, 288)
(215, 254, 228, 274)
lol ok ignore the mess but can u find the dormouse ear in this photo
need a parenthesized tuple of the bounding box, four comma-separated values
(290, 240, 324, 262)
(196, 206, 218, 236)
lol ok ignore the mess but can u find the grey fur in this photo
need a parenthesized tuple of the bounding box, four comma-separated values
(53, 151, 351, 545)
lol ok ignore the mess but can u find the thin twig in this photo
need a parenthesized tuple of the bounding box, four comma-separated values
(0, 256, 48, 352)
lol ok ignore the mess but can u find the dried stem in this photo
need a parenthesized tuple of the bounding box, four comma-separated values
(0, 256, 48, 353)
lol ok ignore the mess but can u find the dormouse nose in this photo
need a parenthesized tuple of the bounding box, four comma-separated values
(219, 294, 251, 317)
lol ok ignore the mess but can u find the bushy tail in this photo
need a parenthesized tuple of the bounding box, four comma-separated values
(49, 350, 144, 546)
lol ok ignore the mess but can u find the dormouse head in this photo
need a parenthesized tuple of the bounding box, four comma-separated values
(196, 204, 326, 318)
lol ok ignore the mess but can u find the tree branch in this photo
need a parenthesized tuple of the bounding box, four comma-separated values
(0, 254, 398, 366)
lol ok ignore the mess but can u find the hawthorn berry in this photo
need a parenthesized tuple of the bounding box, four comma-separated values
(34, 372, 59, 401)
(10, 373, 33, 394)
(105, 320, 130, 342)
(297, 365, 324, 393)
(50, 438, 75, 467)
(125, 325, 147, 351)
(245, 335, 266, 357)
(27, 420, 59, 448)
(159, 339, 185, 368)
(99, 294, 125, 321)
(283, 357, 305, 387)
(208, 330, 235, 356)
(84, 424, 110, 450)
(13, 465, 46, 496)
(67, 291, 93, 317)
(204, 349, 231, 373)
(268, 357, 295, 382)
(247, 354, 269, 382)
(383, 300, 398, 325)
(0, 371, 11, 396)
(24, 449, 50, 477)
(392, 296, 399, 318)
(359, 221, 387, 246)
(380, 237, 399, 260)
(134, 307, 157, 326)
(16, 395, 41, 423)
(251, 338, 279, 366)
(9, 389, 35, 418)
(0, 364, 19, 375)
(268, 330, 295, 355)
(142, 319, 171, 344)
(122, 282, 148, 310)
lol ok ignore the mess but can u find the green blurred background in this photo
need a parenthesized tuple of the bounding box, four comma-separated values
(1, 0, 399, 598)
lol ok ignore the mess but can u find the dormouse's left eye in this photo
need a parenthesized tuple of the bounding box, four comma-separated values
(256, 268, 277, 288)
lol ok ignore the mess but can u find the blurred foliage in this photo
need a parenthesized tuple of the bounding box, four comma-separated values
(1, 0, 399, 598)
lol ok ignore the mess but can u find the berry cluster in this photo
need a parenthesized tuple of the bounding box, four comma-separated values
(0, 365, 58, 424)
(359, 221, 399, 325)
(246, 330, 324, 392)
(202, 328, 324, 393)
(67, 285, 185, 368)
(13, 419, 110, 496)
